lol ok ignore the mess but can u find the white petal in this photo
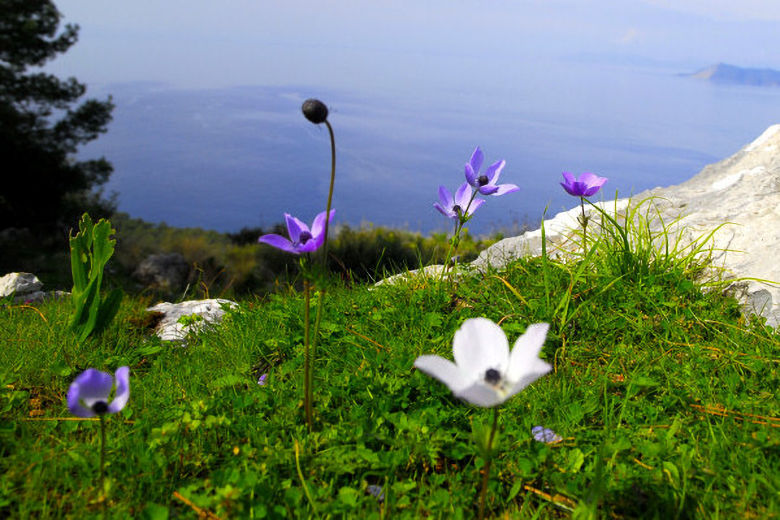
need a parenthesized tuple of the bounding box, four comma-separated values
(414, 355, 470, 393)
(453, 318, 510, 379)
(457, 383, 505, 407)
(506, 323, 551, 383)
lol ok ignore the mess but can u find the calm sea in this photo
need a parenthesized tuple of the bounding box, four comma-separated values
(84, 60, 780, 236)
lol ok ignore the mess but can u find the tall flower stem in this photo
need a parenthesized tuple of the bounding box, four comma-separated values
(99, 415, 106, 518)
(303, 279, 313, 430)
(320, 121, 336, 263)
(307, 119, 337, 429)
(478, 408, 500, 520)
(99, 415, 106, 488)
(308, 288, 326, 425)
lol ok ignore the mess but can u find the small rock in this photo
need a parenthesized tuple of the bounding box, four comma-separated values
(134, 253, 190, 292)
(0, 272, 43, 298)
(146, 299, 238, 342)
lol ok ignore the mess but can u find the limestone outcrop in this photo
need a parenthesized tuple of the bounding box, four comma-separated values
(474, 124, 780, 327)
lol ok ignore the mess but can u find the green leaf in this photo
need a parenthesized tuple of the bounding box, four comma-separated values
(507, 479, 524, 502)
(141, 503, 169, 520)
(565, 448, 585, 473)
(338, 486, 359, 506)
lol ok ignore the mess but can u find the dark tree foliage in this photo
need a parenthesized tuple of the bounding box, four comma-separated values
(0, 0, 114, 276)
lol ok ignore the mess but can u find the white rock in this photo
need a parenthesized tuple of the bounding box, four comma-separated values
(0, 272, 43, 298)
(146, 299, 238, 342)
(473, 123, 780, 327)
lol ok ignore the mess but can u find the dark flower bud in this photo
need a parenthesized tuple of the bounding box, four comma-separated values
(302, 99, 328, 124)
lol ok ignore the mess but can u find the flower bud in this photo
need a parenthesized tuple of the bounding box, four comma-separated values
(302, 99, 328, 124)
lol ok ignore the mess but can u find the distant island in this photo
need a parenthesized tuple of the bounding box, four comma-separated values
(686, 63, 780, 87)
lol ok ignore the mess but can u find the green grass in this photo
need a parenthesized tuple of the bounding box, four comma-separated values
(1, 212, 778, 519)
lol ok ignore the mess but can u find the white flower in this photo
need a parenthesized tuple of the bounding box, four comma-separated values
(414, 318, 551, 407)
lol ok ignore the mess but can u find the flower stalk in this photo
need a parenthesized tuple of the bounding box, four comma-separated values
(303, 278, 313, 429)
(478, 408, 500, 520)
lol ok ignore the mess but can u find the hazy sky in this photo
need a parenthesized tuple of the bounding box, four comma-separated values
(47, 0, 780, 91)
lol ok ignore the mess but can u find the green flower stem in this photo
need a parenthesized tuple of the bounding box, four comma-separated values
(580, 196, 588, 251)
(99, 415, 105, 484)
(478, 408, 500, 520)
(308, 288, 326, 422)
(99, 415, 106, 518)
(439, 190, 479, 284)
(320, 120, 337, 265)
(303, 279, 313, 430)
(304, 119, 336, 430)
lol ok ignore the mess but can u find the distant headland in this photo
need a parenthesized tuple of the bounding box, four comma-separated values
(686, 63, 780, 87)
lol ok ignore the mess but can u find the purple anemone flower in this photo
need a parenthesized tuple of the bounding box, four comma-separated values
(258, 210, 335, 255)
(67, 367, 130, 418)
(464, 147, 518, 196)
(532, 425, 563, 444)
(560, 172, 608, 197)
(434, 182, 484, 220)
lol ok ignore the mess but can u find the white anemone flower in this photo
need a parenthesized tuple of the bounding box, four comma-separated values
(414, 318, 551, 407)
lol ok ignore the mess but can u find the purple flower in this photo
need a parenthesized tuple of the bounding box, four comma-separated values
(366, 484, 385, 502)
(258, 210, 335, 255)
(257, 374, 267, 386)
(464, 147, 518, 196)
(434, 182, 484, 220)
(560, 172, 608, 197)
(532, 425, 562, 444)
(67, 367, 130, 418)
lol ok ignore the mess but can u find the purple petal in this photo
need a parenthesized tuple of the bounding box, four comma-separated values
(578, 172, 599, 186)
(310, 209, 336, 239)
(284, 213, 305, 243)
(465, 163, 478, 186)
(67, 381, 95, 418)
(478, 184, 500, 195)
(107, 366, 130, 414)
(258, 234, 299, 254)
(434, 202, 456, 219)
(67, 368, 113, 418)
(493, 183, 520, 196)
(467, 198, 485, 216)
(438, 185, 454, 208)
(257, 374, 267, 386)
(301, 211, 334, 253)
(483, 160, 505, 183)
(561, 171, 576, 186)
(532, 426, 562, 443)
(454, 182, 471, 207)
(560, 181, 579, 196)
(469, 146, 484, 174)
(367, 484, 385, 502)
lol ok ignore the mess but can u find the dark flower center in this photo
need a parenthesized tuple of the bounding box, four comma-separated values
(484, 368, 501, 385)
(452, 204, 463, 215)
(298, 231, 313, 244)
(478, 175, 489, 186)
(92, 401, 109, 415)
